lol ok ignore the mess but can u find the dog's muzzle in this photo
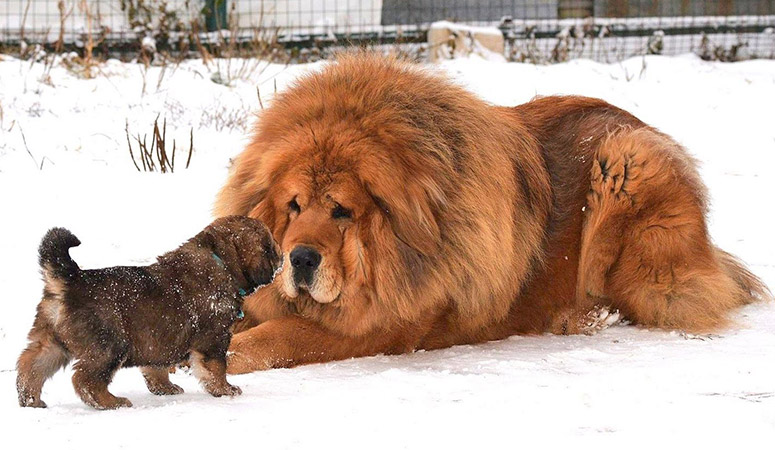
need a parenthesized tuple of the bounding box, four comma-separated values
(290, 245, 321, 288)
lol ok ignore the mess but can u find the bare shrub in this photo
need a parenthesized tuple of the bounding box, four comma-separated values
(698, 33, 749, 62)
(126, 116, 193, 173)
(199, 102, 252, 133)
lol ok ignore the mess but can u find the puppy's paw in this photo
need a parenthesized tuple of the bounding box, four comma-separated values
(226, 384, 242, 397)
(148, 382, 184, 396)
(142, 366, 185, 395)
(95, 396, 133, 410)
(115, 397, 134, 408)
(207, 383, 242, 398)
(19, 397, 47, 408)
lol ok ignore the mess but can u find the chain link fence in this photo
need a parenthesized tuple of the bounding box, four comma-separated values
(1, 1, 773, 61)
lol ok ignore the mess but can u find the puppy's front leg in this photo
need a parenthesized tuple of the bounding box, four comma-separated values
(190, 343, 241, 397)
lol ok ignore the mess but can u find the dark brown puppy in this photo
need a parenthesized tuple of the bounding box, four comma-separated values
(16, 216, 281, 410)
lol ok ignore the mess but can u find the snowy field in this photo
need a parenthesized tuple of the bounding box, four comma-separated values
(0, 53, 774, 447)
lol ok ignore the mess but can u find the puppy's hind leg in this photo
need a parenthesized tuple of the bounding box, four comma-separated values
(16, 314, 70, 408)
(141, 366, 183, 395)
(72, 348, 132, 410)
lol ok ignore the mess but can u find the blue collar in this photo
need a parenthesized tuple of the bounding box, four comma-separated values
(212, 252, 247, 319)
(211, 252, 226, 268)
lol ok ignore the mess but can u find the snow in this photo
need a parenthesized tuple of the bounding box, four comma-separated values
(1, 53, 774, 446)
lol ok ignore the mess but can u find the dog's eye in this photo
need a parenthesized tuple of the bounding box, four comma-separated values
(332, 203, 352, 220)
(289, 198, 301, 213)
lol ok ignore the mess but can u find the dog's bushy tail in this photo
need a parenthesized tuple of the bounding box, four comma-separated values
(39, 228, 81, 282)
(715, 247, 773, 305)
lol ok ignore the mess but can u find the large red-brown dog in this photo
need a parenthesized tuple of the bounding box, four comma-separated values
(216, 54, 769, 374)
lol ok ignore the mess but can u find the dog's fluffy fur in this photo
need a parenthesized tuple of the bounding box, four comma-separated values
(16, 216, 281, 409)
(215, 54, 771, 374)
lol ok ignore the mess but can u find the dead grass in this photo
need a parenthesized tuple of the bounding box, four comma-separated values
(199, 102, 253, 133)
(698, 33, 750, 62)
(125, 115, 193, 173)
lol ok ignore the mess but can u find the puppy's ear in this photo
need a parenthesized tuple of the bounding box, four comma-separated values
(201, 224, 250, 288)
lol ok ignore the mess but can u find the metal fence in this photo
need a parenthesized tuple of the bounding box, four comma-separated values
(1, 1, 774, 61)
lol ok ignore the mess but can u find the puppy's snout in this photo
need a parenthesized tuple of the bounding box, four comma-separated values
(267, 238, 283, 271)
(248, 233, 283, 288)
(290, 246, 321, 286)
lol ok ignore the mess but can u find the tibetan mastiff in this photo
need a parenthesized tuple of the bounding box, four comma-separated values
(216, 54, 769, 374)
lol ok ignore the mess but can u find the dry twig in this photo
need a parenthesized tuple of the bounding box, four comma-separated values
(126, 116, 194, 173)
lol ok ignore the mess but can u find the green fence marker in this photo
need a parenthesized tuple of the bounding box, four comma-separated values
(205, 0, 228, 31)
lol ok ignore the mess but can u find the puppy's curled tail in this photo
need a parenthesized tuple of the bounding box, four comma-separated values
(39, 228, 81, 281)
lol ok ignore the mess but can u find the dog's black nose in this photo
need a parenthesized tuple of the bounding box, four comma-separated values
(290, 246, 321, 285)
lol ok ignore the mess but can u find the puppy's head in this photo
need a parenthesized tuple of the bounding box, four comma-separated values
(203, 216, 282, 291)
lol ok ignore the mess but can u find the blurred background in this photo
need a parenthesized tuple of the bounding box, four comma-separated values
(1, 0, 774, 62)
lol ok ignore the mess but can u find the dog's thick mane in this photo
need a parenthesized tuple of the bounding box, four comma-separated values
(217, 54, 554, 332)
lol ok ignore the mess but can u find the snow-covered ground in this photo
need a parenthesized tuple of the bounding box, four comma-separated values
(0, 53, 774, 447)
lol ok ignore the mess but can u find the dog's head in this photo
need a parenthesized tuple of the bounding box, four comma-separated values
(228, 122, 448, 311)
(202, 216, 283, 292)
(215, 55, 462, 318)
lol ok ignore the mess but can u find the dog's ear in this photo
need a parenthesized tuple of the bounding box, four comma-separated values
(201, 224, 250, 288)
(247, 194, 276, 235)
(365, 179, 442, 258)
(358, 146, 447, 258)
(214, 138, 275, 217)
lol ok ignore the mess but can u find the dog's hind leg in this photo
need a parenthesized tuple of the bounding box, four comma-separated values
(72, 348, 132, 410)
(141, 366, 183, 395)
(579, 128, 767, 332)
(16, 314, 70, 408)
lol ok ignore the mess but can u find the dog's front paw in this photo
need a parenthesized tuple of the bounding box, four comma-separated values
(226, 331, 279, 374)
(226, 350, 274, 374)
